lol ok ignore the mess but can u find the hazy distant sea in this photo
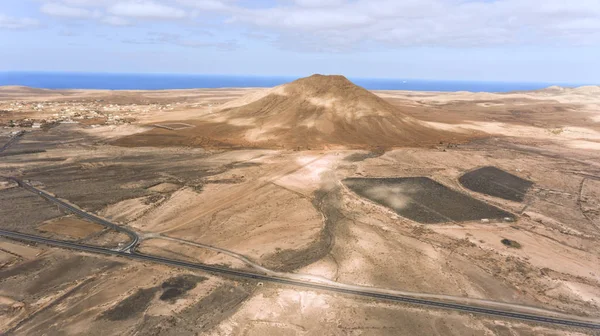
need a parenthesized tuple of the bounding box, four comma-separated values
(0, 71, 586, 93)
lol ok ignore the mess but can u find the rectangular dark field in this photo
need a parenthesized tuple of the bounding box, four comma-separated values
(344, 177, 514, 224)
(459, 166, 533, 202)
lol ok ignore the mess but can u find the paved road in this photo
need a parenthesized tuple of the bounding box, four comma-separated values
(0, 131, 24, 154)
(156, 236, 585, 320)
(7, 177, 585, 321)
(1, 229, 599, 330)
(3, 169, 600, 330)
(6, 177, 139, 251)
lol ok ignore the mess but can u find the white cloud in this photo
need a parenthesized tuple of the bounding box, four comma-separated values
(244, 31, 271, 41)
(40, 3, 94, 18)
(109, 1, 187, 19)
(0, 14, 39, 30)
(177, 39, 238, 50)
(175, 0, 234, 11)
(31, 0, 600, 52)
(59, 29, 77, 36)
(123, 31, 238, 50)
(60, 0, 116, 5)
(226, 0, 600, 51)
(293, 0, 345, 8)
(237, 8, 372, 30)
(101, 16, 131, 26)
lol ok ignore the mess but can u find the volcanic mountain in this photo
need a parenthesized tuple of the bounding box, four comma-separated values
(115, 75, 474, 149)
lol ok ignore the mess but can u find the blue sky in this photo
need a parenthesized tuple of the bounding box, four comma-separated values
(1, 0, 599, 83)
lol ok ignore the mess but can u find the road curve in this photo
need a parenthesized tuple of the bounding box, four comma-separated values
(5, 177, 139, 251)
(1, 230, 599, 330)
(8, 176, 588, 323)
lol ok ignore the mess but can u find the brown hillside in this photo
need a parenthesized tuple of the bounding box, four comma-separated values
(115, 75, 477, 149)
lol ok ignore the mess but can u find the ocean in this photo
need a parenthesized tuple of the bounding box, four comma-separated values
(0, 71, 587, 93)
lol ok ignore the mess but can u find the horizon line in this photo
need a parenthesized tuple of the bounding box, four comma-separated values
(0, 70, 594, 86)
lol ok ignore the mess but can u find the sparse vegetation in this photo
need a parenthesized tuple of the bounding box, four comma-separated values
(102, 287, 158, 321)
(159, 274, 207, 302)
(501, 239, 522, 249)
(549, 127, 564, 135)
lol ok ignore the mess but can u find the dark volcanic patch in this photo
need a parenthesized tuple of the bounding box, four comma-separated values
(160, 288, 183, 302)
(19, 148, 226, 213)
(459, 166, 534, 202)
(263, 186, 341, 272)
(344, 177, 514, 224)
(501, 238, 522, 248)
(344, 151, 384, 162)
(102, 287, 158, 321)
(136, 283, 254, 335)
(0, 187, 64, 233)
(6, 124, 228, 213)
(0, 258, 46, 280)
(205, 177, 245, 184)
(27, 255, 122, 295)
(7, 277, 96, 335)
(0, 149, 47, 157)
(159, 274, 207, 301)
(0, 252, 123, 315)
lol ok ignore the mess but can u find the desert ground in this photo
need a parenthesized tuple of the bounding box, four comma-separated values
(1, 76, 600, 335)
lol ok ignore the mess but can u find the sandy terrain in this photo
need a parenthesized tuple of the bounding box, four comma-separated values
(209, 287, 592, 336)
(0, 239, 41, 259)
(137, 238, 249, 270)
(37, 216, 104, 239)
(1, 77, 600, 335)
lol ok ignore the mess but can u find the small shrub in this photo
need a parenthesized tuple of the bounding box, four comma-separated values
(549, 128, 564, 135)
(501, 238, 522, 248)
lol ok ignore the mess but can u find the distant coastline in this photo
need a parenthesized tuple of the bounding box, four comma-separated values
(0, 71, 589, 93)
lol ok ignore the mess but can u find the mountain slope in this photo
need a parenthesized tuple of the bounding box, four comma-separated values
(115, 75, 475, 149)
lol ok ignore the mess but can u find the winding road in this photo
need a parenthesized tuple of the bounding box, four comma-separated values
(6, 177, 139, 252)
(1, 176, 599, 330)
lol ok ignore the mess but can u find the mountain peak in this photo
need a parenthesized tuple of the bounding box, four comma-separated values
(116, 75, 475, 149)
